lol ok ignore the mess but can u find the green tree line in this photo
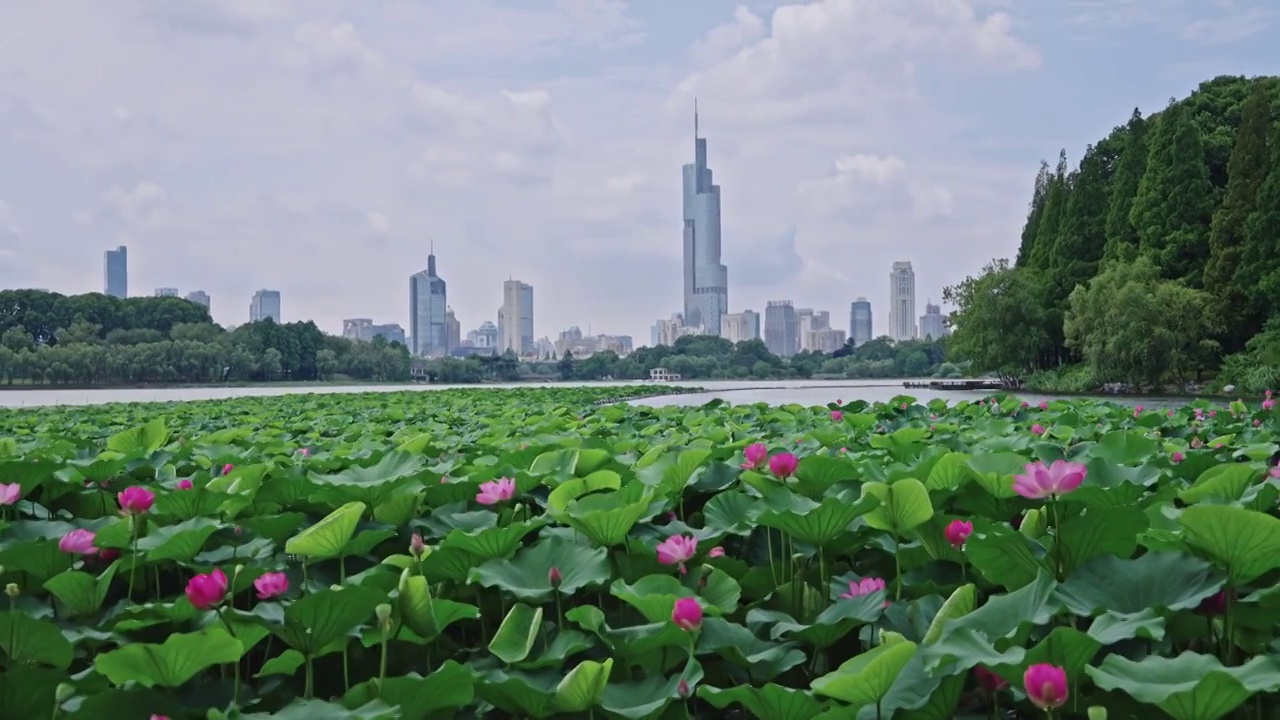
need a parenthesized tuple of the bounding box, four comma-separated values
(946, 75, 1280, 392)
(425, 334, 962, 383)
(0, 289, 410, 385)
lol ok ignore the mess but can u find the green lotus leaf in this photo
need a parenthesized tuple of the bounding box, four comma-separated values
(1087, 652, 1280, 720)
(469, 536, 611, 603)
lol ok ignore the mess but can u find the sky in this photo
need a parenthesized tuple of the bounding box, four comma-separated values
(0, 0, 1277, 344)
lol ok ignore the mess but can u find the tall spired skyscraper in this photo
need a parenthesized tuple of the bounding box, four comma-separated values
(410, 244, 448, 357)
(682, 101, 729, 336)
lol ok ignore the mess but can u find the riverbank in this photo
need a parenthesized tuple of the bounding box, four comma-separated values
(1020, 365, 1251, 400)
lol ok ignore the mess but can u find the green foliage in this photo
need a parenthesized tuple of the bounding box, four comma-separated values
(953, 75, 1280, 389)
(1, 386, 1279, 718)
(0, 289, 411, 385)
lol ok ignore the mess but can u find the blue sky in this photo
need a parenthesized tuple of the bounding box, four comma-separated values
(0, 0, 1277, 342)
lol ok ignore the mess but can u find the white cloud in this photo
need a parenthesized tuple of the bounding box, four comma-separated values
(692, 6, 766, 66)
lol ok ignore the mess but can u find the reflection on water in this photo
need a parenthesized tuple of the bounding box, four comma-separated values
(0, 378, 1214, 410)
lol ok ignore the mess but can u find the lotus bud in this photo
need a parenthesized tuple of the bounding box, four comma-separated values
(1088, 708, 1107, 720)
(55, 683, 75, 703)
(549, 566, 562, 588)
(409, 532, 425, 559)
(398, 567, 412, 592)
(5, 582, 18, 598)
(677, 679, 691, 699)
(375, 603, 393, 632)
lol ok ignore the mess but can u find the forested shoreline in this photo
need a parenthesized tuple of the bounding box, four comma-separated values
(946, 75, 1280, 394)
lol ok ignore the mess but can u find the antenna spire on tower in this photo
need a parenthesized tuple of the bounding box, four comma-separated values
(694, 97, 699, 140)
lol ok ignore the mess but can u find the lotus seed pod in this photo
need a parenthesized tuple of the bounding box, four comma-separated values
(4, 582, 17, 598)
(375, 603, 392, 623)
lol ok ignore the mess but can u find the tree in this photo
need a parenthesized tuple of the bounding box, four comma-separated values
(1026, 150, 1070, 270)
(1203, 81, 1275, 350)
(943, 259, 1047, 378)
(1129, 99, 1216, 285)
(315, 349, 339, 379)
(1052, 141, 1114, 296)
(1103, 109, 1148, 261)
(1014, 161, 1052, 267)
(1239, 99, 1280, 325)
(558, 349, 575, 380)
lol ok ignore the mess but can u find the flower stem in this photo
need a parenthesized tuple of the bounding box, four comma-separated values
(305, 655, 314, 698)
(1050, 498, 1063, 581)
(893, 540, 902, 601)
(127, 518, 139, 602)
(214, 607, 241, 706)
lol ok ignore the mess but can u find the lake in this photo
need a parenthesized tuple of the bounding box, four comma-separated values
(0, 378, 1199, 409)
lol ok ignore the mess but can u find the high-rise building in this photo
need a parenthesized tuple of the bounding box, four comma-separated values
(850, 298, 873, 346)
(919, 301, 948, 340)
(409, 247, 448, 357)
(444, 307, 461, 351)
(104, 246, 128, 298)
(655, 313, 698, 346)
(764, 300, 798, 358)
(888, 261, 917, 341)
(500, 280, 534, 355)
(468, 321, 499, 349)
(154, 287, 179, 297)
(682, 101, 729, 337)
(722, 310, 761, 343)
(250, 290, 282, 323)
(343, 318, 406, 345)
(186, 290, 211, 311)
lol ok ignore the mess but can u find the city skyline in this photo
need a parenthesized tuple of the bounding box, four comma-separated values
(4, 3, 1273, 341)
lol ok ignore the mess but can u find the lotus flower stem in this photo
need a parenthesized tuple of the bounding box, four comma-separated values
(214, 606, 241, 706)
(1050, 498, 1063, 581)
(554, 591, 565, 632)
(304, 654, 314, 698)
(127, 517, 139, 602)
(893, 542, 903, 601)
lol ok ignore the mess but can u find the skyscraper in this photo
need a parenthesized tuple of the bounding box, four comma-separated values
(764, 300, 798, 358)
(888, 261, 917, 341)
(500, 280, 534, 355)
(850, 297, 872, 346)
(186, 290, 211, 311)
(250, 290, 282, 323)
(409, 246, 448, 357)
(154, 287, 179, 297)
(682, 101, 729, 337)
(920, 301, 948, 340)
(104, 245, 127, 298)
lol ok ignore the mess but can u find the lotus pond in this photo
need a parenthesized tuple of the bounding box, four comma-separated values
(2, 386, 1280, 719)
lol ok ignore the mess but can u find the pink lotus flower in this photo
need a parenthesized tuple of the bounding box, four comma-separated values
(0, 482, 20, 505)
(944, 519, 973, 548)
(176, 478, 193, 490)
(831, 410, 844, 422)
(1133, 405, 1144, 417)
(677, 679, 691, 698)
(221, 464, 234, 475)
(186, 568, 228, 610)
(1021, 401, 1029, 408)
(1013, 460, 1086, 499)
(1031, 423, 1046, 436)
(975, 665, 1007, 692)
(656, 534, 698, 574)
(836, 398, 842, 405)
(1264, 399, 1276, 410)
(707, 546, 725, 558)
(840, 576, 886, 600)
(900, 402, 909, 410)
(59, 529, 98, 555)
(671, 597, 703, 631)
(1023, 663, 1068, 711)
(1209, 410, 1217, 417)
(1172, 451, 1185, 464)
(253, 571, 288, 599)
(549, 566, 562, 587)
(768, 453, 798, 478)
(118, 486, 155, 514)
(1191, 436, 1205, 449)
(742, 442, 768, 470)
(409, 532, 426, 558)
(298, 447, 311, 457)
(1255, 419, 1263, 426)
(1039, 401, 1048, 410)
(1269, 465, 1280, 479)
(476, 477, 516, 505)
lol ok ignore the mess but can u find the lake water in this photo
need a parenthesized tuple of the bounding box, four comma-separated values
(0, 378, 1202, 410)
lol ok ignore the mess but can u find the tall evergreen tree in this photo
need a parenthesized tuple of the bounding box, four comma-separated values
(1240, 114, 1280, 321)
(1203, 81, 1274, 350)
(1129, 99, 1216, 286)
(1015, 161, 1051, 268)
(1053, 141, 1114, 296)
(1103, 109, 1147, 261)
(1027, 150, 1070, 270)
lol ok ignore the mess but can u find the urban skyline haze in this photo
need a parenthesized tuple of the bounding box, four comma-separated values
(2, 1, 1276, 341)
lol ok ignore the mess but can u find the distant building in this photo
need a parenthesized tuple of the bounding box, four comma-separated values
(343, 318, 406, 345)
(249, 290, 281, 323)
(805, 327, 847, 353)
(467, 321, 499, 349)
(764, 301, 798, 358)
(889, 261, 917, 341)
(499, 280, 534, 355)
(682, 102, 729, 336)
(104, 246, 127, 298)
(919, 301, 948, 340)
(722, 310, 761, 343)
(655, 313, 699, 346)
(409, 247, 448, 357)
(186, 290, 211, 311)
(444, 307, 461, 351)
(849, 298, 872, 346)
(154, 287, 179, 297)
